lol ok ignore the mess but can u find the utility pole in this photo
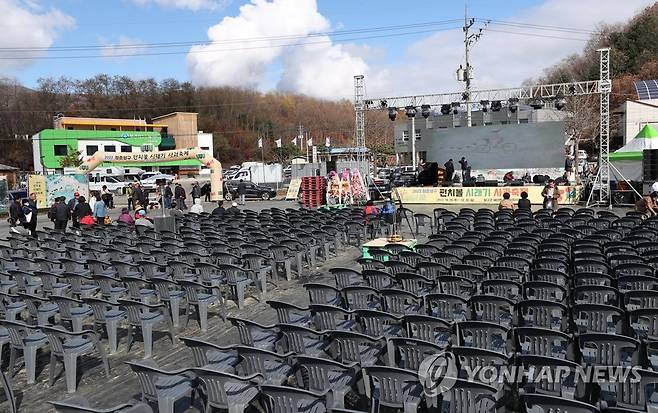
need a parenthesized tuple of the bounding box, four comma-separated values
(459, 3, 488, 128)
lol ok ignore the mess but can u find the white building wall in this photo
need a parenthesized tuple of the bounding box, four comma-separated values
(623, 100, 658, 144)
(76, 139, 146, 162)
(197, 132, 214, 174)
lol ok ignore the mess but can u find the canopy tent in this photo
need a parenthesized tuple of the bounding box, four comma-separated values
(609, 124, 658, 180)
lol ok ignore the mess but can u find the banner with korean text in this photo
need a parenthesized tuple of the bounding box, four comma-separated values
(394, 185, 582, 205)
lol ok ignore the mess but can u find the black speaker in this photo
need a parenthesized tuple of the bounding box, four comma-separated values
(485, 180, 499, 187)
(644, 149, 658, 180)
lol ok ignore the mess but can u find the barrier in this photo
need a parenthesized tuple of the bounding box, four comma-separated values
(394, 185, 583, 205)
(75, 147, 223, 201)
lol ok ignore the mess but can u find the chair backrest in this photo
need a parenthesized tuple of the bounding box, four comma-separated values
(578, 333, 639, 366)
(363, 366, 421, 409)
(425, 293, 469, 321)
(237, 346, 288, 377)
(295, 355, 354, 394)
(518, 299, 567, 330)
(330, 330, 382, 365)
(260, 385, 326, 413)
(387, 337, 443, 371)
(523, 393, 600, 413)
(455, 321, 509, 354)
(404, 314, 451, 347)
(514, 327, 570, 359)
(126, 360, 164, 402)
(194, 368, 261, 410)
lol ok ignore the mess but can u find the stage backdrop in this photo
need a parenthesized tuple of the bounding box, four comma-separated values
(395, 185, 582, 205)
(425, 121, 567, 169)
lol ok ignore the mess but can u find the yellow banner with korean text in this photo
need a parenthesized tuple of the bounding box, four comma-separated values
(394, 185, 582, 205)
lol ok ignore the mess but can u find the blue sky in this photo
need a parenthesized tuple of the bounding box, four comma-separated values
(1, 0, 654, 99)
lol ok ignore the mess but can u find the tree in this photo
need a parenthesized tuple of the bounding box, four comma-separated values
(368, 143, 395, 167)
(564, 95, 600, 183)
(58, 146, 83, 168)
(272, 143, 302, 164)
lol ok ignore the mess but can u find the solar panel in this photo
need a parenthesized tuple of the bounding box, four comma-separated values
(634, 79, 658, 99)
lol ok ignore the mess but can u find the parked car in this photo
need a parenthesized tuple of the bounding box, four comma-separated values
(140, 174, 175, 190)
(5, 189, 27, 204)
(369, 179, 391, 200)
(223, 181, 276, 201)
(89, 175, 129, 193)
(377, 168, 392, 180)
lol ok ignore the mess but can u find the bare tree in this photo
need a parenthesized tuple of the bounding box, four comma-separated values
(564, 94, 600, 183)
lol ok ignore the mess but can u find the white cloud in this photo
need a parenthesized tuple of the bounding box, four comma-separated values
(369, 0, 655, 98)
(99, 35, 148, 58)
(187, 0, 369, 99)
(130, 0, 229, 11)
(0, 0, 75, 70)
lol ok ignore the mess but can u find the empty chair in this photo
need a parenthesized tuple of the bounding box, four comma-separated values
(42, 325, 110, 393)
(310, 305, 355, 331)
(572, 303, 624, 334)
(228, 317, 280, 351)
(267, 300, 311, 326)
(179, 337, 239, 372)
(425, 293, 469, 322)
(119, 299, 175, 358)
(518, 355, 583, 399)
(514, 327, 571, 359)
(518, 299, 568, 331)
(522, 394, 600, 413)
(179, 280, 225, 331)
(49, 396, 152, 413)
(356, 309, 404, 337)
(380, 289, 423, 316)
(341, 286, 381, 311)
(469, 295, 515, 327)
(192, 368, 262, 413)
(577, 333, 639, 367)
(84, 297, 126, 355)
(404, 314, 451, 347)
(260, 384, 327, 413)
(295, 355, 357, 409)
(127, 360, 195, 413)
(387, 337, 444, 371)
(455, 320, 509, 354)
(277, 323, 328, 357)
(1, 319, 49, 384)
(50, 295, 93, 332)
(329, 330, 384, 367)
(362, 366, 423, 413)
(330, 268, 364, 289)
(236, 346, 292, 385)
(304, 283, 342, 306)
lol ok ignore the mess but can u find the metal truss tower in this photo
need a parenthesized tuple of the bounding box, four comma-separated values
(595, 48, 612, 206)
(354, 75, 366, 174)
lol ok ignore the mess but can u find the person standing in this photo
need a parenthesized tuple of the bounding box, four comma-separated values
(237, 179, 247, 205)
(93, 196, 107, 226)
(174, 183, 187, 210)
(163, 183, 173, 209)
(443, 159, 455, 182)
(74, 196, 92, 227)
(458, 157, 468, 180)
(541, 179, 560, 210)
(133, 183, 147, 210)
(54, 197, 71, 231)
(191, 182, 201, 204)
(202, 182, 211, 202)
(101, 185, 114, 209)
(126, 183, 135, 210)
(9, 196, 27, 234)
(23, 193, 38, 238)
(67, 192, 81, 228)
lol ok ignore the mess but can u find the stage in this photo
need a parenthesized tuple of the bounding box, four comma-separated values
(394, 185, 583, 205)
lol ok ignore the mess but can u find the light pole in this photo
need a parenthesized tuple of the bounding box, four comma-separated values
(405, 104, 417, 169)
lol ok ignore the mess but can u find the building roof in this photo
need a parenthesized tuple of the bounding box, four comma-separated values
(635, 80, 658, 100)
(152, 112, 198, 120)
(323, 146, 370, 155)
(0, 163, 18, 171)
(56, 118, 168, 128)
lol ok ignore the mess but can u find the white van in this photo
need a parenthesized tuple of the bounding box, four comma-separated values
(89, 175, 129, 193)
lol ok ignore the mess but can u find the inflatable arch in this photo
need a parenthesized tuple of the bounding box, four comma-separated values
(74, 147, 223, 201)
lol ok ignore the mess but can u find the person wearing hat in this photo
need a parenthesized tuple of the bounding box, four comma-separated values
(227, 201, 240, 214)
(67, 191, 81, 227)
(134, 209, 154, 229)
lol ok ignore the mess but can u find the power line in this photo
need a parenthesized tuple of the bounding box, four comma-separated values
(0, 27, 462, 60)
(485, 29, 591, 42)
(0, 20, 464, 52)
(484, 19, 600, 35)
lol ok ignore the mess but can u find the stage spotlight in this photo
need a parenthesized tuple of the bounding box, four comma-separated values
(380, 99, 388, 109)
(405, 106, 417, 118)
(451, 102, 461, 115)
(388, 107, 397, 121)
(440, 104, 451, 115)
(555, 95, 567, 110)
(480, 100, 490, 112)
(508, 98, 519, 113)
(490, 100, 502, 112)
(568, 85, 576, 94)
(365, 100, 373, 106)
(421, 104, 431, 119)
(530, 99, 544, 109)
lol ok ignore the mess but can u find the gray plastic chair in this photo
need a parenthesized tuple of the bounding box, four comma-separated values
(217, 264, 255, 309)
(193, 368, 262, 413)
(362, 366, 423, 413)
(295, 355, 358, 409)
(0, 291, 27, 321)
(309, 305, 356, 331)
(277, 323, 329, 357)
(268, 245, 296, 282)
(236, 346, 292, 385)
(126, 360, 195, 413)
(49, 395, 153, 413)
(42, 326, 110, 393)
(403, 314, 452, 347)
(267, 300, 312, 326)
(18, 292, 59, 325)
(119, 299, 175, 358)
(1, 319, 49, 384)
(522, 394, 599, 413)
(260, 384, 327, 413)
(179, 337, 240, 372)
(51, 295, 93, 332)
(242, 252, 273, 294)
(179, 280, 225, 332)
(150, 277, 186, 328)
(439, 378, 498, 413)
(84, 297, 126, 355)
(228, 317, 280, 351)
(386, 337, 445, 371)
(329, 330, 384, 367)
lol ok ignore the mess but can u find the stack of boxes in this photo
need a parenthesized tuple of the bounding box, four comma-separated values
(300, 176, 326, 208)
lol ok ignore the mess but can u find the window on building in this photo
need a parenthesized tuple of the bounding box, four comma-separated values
(141, 144, 154, 152)
(86, 145, 99, 156)
(519, 118, 529, 124)
(402, 130, 409, 141)
(121, 145, 132, 153)
(110, 128, 116, 131)
(67, 127, 74, 130)
(501, 121, 509, 125)
(54, 145, 68, 156)
(414, 129, 421, 140)
(484, 122, 493, 126)
(105, 145, 116, 152)
(201, 147, 210, 151)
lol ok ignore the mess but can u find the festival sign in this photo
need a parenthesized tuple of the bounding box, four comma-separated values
(285, 178, 302, 200)
(75, 148, 224, 200)
(395, 185, 582, 205)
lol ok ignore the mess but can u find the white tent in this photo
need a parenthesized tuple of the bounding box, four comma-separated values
(609, 124, 658, 181)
